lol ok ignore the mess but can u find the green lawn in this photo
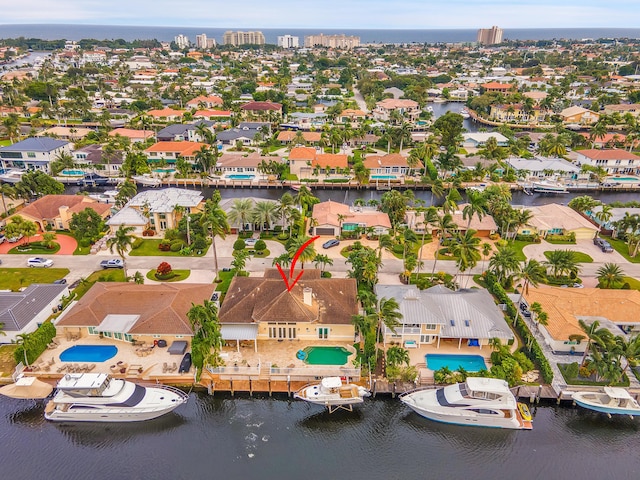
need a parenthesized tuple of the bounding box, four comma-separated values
(0, 268, 70, 291)
(73, 244, 91, 255)
(146, 269, 190, 282)
(72, 269, 127, 299)
(605, 277, 640, 290)
(8, 242, 61, 255)
(0, 345, 17, 377)
(558, 363, 630, 387)
(128, 239, 209, 257)
(0, 139, 11, 147)
(608, 237, 640, 263)
(543, 251, 593, 263)
(215, 270, 235, 293)
(507, 240, 533, 262)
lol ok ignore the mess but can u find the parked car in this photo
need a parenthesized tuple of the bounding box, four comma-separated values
(593, 237, 613, 253)
(322, 239, 340, 249)
(0, 234, 5, 244)
(27, 257, 53, 268)
(8, 234, 23, 243)
(53, 279, 67, 284)
(100, 259, 124, 269)
(244, 238, 258, 247)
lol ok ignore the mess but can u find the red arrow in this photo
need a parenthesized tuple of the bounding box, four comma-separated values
(276, 235, 320, 292)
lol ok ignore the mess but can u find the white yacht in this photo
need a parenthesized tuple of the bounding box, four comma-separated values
(294, 377, 370, 413)
(531, 181, 569, 194)
(460, 108, 471, 119)
(132, 174, 162, 187)
(0, 168, 27, 184)
(44, 373, 188, 422)
(400, 377, 532, 430)
(572, 387, 640, 418)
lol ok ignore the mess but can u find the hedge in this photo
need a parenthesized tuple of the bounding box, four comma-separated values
(484, 271, 554, 384)
(14, 321, 57, 365)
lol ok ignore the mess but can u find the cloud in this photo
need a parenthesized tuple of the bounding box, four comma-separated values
(1, 0, 640, 28)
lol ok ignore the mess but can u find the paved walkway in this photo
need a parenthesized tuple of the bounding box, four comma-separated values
(522, 238, 627, 264)
(0, 233, 77, 254)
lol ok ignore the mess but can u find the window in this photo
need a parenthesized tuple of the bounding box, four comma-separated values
(420, 335, 431, 343)
(423, 324, 436, 331)
(88, 327, 98, 335)
(175, 335, 184, 339)
(27, 152, 36, 158)
(464, 320, 470, 327)
(152, 334, 161, 338)
(318, 327, 329, 339)
(124, 334, 133, 342)
(114, 332, 123, 340)
(450, 320, 455, 326)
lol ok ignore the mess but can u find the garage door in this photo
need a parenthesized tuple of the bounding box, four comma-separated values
(315, 227, 336, 236)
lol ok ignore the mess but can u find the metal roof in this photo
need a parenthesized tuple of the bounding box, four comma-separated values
(0, 284, 68, 331)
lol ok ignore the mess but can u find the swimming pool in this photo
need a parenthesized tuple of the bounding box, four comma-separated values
(153, 168, 176, 174)
(426, 354, 487, 372)
(371, 175, 398, 180)
(609, 176, 640, 182)
(301, 346, 351, 365)
(227, 174, 255, 180)
(59, 345, 118, 362)
(61, 169, 85, 176)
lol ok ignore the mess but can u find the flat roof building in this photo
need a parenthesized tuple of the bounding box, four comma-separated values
(477, 26, 503, 45)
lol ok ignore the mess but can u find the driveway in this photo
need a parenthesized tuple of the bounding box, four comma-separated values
(522, 239, 627, 264)
(0, 233, 77, 254)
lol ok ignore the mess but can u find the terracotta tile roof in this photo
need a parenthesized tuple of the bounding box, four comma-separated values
(314, 153, 348, 168)
(363, 153, 418, 168)
(578, 133, 627, 143)
(187, 95, 223, 106)
(481, 82, 513, 90)
(240, 101, 282, 111)
(219, 269, 358, 326)
(56, 283, 216, 335)
(375, 98, 419, 109)
(288, 146, 317, 160)
(108, 128, 155, 139)
(144, 141, 208, 156)
(312, 200, 391, 228)
(16, 195, 106, 222)
(577, 148, 639, 160)
(524, 287, 640, 340)
(277, 131, 322, 142)
(147, 108, 185, 118)
(194, 110, 231, 117)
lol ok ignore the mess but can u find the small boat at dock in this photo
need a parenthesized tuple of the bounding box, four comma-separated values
(531, 181, 569, 194)
(572, 387, 640, 418)
(294, 377, 370, 413)
(132, 174, 162, 187)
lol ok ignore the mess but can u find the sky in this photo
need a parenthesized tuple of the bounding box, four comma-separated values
(2, 0, 640, 29)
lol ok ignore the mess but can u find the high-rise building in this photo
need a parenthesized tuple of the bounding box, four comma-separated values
(222, 31, 266, 46)
(477, 26, 503, 45)
(277, 35, 299, 49)
(174, 34, 190, 49)
(303, 34, 360, 49)
(196, 34, 208, 49)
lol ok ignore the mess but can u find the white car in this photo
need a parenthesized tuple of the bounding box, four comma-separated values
(27, 257, 54, 268)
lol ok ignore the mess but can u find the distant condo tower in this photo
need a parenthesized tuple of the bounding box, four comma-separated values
(304, 34, 360, 49)
(174, 34, 190, 49)
(195, 34, 216, 49)
(278, 35, 299, 49)
(223, 31, 266, 46)
(477, 26, 503, 45)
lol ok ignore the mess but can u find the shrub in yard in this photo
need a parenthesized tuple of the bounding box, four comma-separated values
(142, 229, 156, 237)
(170, 242, 183, 252)
(131, 238, 144, 249)
(158, 242, 171, 251)
(156, 262, 172, 276)
(192, 235, 207, 251)
(233, 239, 246, 251)
(79, 237, 91, 248)
(254, 239, 266, 252)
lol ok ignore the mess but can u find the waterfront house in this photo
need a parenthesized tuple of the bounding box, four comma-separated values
(38, 126, 93, 141)
(362, 153, 421, 179)
(480, 82, 514, 93)
(578, 132, 626, 149)
(488, 104, 549, 124)
(240, 101, 282, 120)
(372, 98, 420, 123)
(288, 147, 348, 178)
(0, 284, 69, 344)
(143, 141, 208, 165)
(286, 112, 328, 129)
(216, 122, 271, 146)
(13, 194, 111, 231)
(516, 204, 598, 239)
(374, 285, 514, 349)
(108, 128, 155, 143)
(588, 205, 640, 234)
(575, 149, 640, 175)
(276, 131, 322, 145)
(603, 103, 640, 117)
(218, 269, 358, 351)
(216, 152, 285, 178)
(0, 137, 72, 173)
(311, 200, 391, 237)
(55, 283, 216, 344)
(338, 109, 367, 126)
(522, 287, 640, 354)
(186, 95, 224, 109)
(559, 106, 600, 125)
(74, 144, 124, 176)
(504, 156, 580, 180)
(146, 108, 186, 122)
(107, 188, 204, 235)
(156, 121, 215, 142)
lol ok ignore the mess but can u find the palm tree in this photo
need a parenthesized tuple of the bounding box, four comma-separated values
(428, 178, 445, 207)
(276, 192, 295, 231)
(201, 193, 230, 282)
(594, 204, 613, 233)
(227, 198, 254, 233)
(615, 335, 640, 377)
(286, 236, 317, 269)
(313, 253, 333, 273)
(194, 145, 216, 175)
(481, 242, 492, 273)
(431, 213, 456, 276)
(106, 225, 135, 273)
(544, 249, 580, 279)
(462, 189, 486, 229)
(589, 121, 608, 148)
(578, 319, 610, 367)
(568, 195, 599, 214)
(0, 183, 16, 217)
(596, 262, 625, 289)
(373, 297, 403, 346)
(489, 245, 521, 287)
(251, 201, 278, 232)
(449, 229, 481, 287)
(515, 260, 547, 306)
(386, 345, 410, 368)
(272, 252, 292, 268)
(416, 207, 438, 276)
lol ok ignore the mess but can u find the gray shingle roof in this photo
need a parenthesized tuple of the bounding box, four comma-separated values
(0, 284, 68, 331)
(0, 137, 69, 152)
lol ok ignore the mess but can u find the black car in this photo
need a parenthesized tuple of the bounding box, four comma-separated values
(76, 173, 110, 186)
(593, 237, 613, 253)
(53, 279, 67, 284)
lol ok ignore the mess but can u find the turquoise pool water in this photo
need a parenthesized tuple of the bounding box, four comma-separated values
(228, 174, 255, 180)
(302, 346, 350, 365)
(426, 354, 487, 372)
(610, 177, 640, 182)
(154, 168, 176, 173)
(371, 175, 398, 180)
(60, 345, 118, 362)
(61, 169, 85, 176)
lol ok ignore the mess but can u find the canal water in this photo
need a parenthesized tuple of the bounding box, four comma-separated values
(1, 393, 639, 480)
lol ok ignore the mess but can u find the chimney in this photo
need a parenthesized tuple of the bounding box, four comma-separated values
(303, 287, 313, 306)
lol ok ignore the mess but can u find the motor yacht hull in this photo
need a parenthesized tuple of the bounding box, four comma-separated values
(294, 380, 370, 412)
(44, 402, 183, 422)
(572, 392, 640, 417)
(402, 400, 525, 429)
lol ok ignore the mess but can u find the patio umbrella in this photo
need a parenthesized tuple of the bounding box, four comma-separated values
(0, 376, 54, 399)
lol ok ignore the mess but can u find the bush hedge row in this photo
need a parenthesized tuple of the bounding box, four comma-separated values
(484, 271, 554, 384)
(14, 321, 57, 365)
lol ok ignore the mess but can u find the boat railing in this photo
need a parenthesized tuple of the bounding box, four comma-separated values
(398, 385, 438, 398)
(155, 384, 190, 401)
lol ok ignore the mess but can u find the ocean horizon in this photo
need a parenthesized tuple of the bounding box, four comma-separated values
(1, 24, 640, 44)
